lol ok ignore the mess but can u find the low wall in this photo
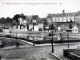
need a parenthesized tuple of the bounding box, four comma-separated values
(63, 49, 80, 60)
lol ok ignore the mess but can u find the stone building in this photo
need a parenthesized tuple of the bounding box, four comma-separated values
(47, 10, 80, 23)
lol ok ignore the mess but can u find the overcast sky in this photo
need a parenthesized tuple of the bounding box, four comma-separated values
(0, 0, 80, 18)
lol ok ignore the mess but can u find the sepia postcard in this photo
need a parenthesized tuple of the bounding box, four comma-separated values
(0, 0, 80, 60)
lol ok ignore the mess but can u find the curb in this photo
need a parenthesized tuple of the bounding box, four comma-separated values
(1, 36, 80, 47)
(1, 59, 21, 60)
(50, 53, 62, 60)
(21, 40, 80, 47)
(21, 40, 59, 46)
(1, 46, 33, 50)
(21, 40, 33, 45)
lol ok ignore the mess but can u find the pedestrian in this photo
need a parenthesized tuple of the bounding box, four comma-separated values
(16, 42, 19, 48)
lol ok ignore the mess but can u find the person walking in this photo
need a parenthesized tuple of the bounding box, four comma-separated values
(16, 42, 19, 48)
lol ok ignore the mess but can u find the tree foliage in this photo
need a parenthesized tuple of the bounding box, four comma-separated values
(12, 13, 26, 23)
(0, 17, 6, 24)
(6, 17, 12, 23)
(12, 14, 20, 22)
(0, 13, 26, 25)
(43, 18, 48, 25)
(70, 20, 73, 23)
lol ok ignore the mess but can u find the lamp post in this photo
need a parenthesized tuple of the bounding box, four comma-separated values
(51, 23, 55, 53)
(48, 18, 55, 53)
(66, 29, 72, 48)
(32, 19, 36, 46)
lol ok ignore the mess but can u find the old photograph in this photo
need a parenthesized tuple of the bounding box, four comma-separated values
(0, 0, 80, 60)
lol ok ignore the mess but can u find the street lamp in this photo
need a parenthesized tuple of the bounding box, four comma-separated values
(51, 23, 55, 53)
(66, 29, 72, 48)
(32, 19, 36, 46)
(48, 18, 55, 53)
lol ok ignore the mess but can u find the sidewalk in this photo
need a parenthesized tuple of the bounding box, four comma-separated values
(1, 59, 22, 60)
(21, 39, 80, 47)
(50, 44, 79, 60)
(51, 53, 70, 60)
(1, 45, 33, 50)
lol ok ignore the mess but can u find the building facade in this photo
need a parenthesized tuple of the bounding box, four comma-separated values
(72, 26, 79, 33)
(47, 10, 80, 23)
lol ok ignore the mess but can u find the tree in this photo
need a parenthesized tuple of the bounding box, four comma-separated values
(49, 24, 55, 30)
(43, 19, 47, 25)
(69, 23, 72, 29)
(43, 18, 48, 31)
(0, 17, 6, 24)
(12, 13, 26, 23)
(20, 13, 26, 20)
(12, 13, 26, 26)
(6, 17, 12, 23)
(12, 14, 20, 22)
(70, 20, 73, 23)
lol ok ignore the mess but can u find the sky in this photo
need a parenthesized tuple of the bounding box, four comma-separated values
(0, 0, 80, 18)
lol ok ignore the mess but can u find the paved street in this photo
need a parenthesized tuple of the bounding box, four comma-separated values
(0, 43, 80, 60)
(52, 42, 80, 60)
(0, 37, 80, 60)
(0, 46, 58, 60)
(0, 37, 58, 60)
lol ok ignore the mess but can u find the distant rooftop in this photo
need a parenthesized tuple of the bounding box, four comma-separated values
(47, 10, 80, 17)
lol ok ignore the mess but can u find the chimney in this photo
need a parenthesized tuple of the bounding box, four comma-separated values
(62, 10, 65, 14)
(62, 10, 65, 16)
